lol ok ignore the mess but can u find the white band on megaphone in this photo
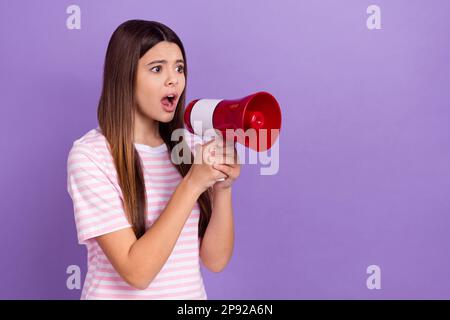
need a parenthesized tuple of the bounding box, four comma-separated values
(190, 99, 223, 136)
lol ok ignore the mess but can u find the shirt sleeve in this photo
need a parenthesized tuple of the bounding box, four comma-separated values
(67, 142, 132, 245)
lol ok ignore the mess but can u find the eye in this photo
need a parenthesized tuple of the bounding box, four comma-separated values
(150, 66, 161, 73)
(176, 65, 185, 73)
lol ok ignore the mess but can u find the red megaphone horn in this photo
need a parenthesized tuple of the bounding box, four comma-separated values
(184, 91, 282, 152)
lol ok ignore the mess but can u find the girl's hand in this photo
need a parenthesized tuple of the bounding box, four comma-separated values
(211, 139, 241, 191)
(186, 138, 228, 194)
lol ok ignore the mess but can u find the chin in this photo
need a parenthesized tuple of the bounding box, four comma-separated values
(159, 113, 176, 123)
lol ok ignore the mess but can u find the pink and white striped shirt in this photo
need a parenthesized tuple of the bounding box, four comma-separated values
(66, 127, 207, 300)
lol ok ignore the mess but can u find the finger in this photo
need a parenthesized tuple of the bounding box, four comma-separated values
(215, 141, 235, 152)
(202, 140, 218, 165)
(214, 148, 237, 162)
(213, 164, 233, 177)
(212, 167, 228, 180)
(216, 171, 228, 180)
(202, 137, 217, 148)
(214, 155, 236, 165)
(217, 163, 240, 175)
(213, 144, 236, 158)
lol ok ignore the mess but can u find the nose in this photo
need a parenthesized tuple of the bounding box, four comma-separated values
(165, 71, 179, 87)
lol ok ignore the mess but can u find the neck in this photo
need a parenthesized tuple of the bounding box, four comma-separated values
(133, 111, 163, 147)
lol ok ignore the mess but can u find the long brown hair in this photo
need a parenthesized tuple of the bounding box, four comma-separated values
(97, 19, 212, 239)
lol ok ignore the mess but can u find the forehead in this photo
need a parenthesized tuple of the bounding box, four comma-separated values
(141, 41, 183, 62)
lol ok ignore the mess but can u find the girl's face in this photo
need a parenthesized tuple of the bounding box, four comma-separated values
(135, 41, 186, 123)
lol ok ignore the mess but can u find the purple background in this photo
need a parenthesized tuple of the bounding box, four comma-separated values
(1, 0, 449, 299)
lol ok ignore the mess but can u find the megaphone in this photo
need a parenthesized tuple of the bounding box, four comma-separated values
(184, 91, 282, 152)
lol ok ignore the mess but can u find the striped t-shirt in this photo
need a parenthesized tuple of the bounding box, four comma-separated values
(66, 127, 207, 300)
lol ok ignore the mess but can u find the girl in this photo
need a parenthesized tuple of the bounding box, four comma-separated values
(67, 19, 240, 300)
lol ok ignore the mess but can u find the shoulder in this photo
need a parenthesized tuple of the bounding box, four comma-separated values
(67, 127, 111, 169)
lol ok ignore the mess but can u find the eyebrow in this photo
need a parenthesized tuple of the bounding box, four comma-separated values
(146, 59, 185, 66)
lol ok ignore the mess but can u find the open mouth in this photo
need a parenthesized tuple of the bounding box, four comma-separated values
(161, 94, 178, 109)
